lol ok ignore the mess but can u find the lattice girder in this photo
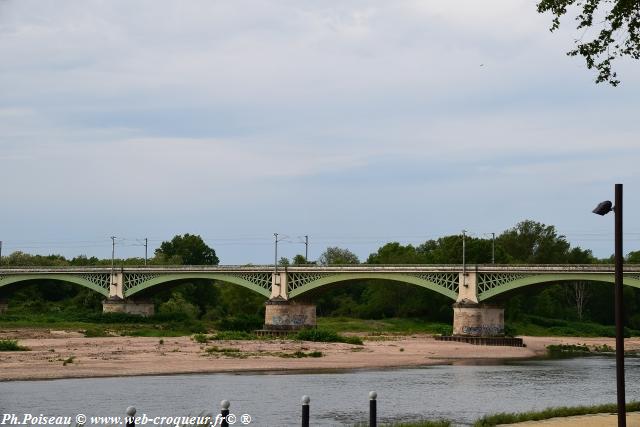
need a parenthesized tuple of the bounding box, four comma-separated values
(287, 271, 458, 300)
(123, 273, 161, 293)
(477, 272, 640, 301)
(0, 273, 111, 296)
(122, 272, 272, 298)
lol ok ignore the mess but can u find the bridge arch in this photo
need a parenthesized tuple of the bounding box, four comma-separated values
(478, 273, 640, 301)
(123, 273, 272, 298)
(0, 274, 111, 297)
(287, 272, 459, 300)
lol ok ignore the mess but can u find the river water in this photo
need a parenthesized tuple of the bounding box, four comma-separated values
(1, 357, 639, 426)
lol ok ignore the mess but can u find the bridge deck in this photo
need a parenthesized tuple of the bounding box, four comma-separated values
(1, 264, 640, 273)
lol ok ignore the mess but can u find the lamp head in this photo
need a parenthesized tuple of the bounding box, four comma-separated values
(592, 200, 613, 216)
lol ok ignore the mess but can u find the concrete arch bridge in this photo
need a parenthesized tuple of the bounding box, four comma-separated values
(1, 265, 638, 336)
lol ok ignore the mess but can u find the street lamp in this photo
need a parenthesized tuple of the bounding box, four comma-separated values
(274, 233, 279, 274)
(462, 230, 467, 287)
(592, 183, 626, 427)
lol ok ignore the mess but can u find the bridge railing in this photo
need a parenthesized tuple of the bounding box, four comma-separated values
(2, 264, 640, 274)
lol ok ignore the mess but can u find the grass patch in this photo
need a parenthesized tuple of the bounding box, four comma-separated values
(546, 344, 591, 357)
(473, 401, 640, 426)
(0, 311, 211, 337)
(192, 333, 210, 343)
(280, 350, 324, 358)
(0, 339, 30, 351)
(295, 329, 363, 345)
(84, 328, 109, 337)
(62, 356, 75, 366)
(318, 317, 452, 335)
(204, 346, 247, 358)
(509, 315, 640, 337)
(547, 343, 629, 357)
(211, 331, 256, 340)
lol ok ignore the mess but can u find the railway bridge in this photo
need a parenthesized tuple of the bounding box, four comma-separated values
(1, 264, 639, 336)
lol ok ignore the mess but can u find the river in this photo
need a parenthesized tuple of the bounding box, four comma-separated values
(1, 356, 639, 426)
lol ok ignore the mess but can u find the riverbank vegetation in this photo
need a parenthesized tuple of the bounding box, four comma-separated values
(473, 401, 640, 426)
(3, 221, 640, 337)
(351, 401, 640, 427)
(0, 339, 29, 351)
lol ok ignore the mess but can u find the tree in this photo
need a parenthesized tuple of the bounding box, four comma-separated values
(537, 0, 640, 86)
(416, 235, 504, 264)
(318, 247, 359, 265)
(279, 257, 290, 266)
(565, 247, 595, 319)
(155, 234, 219, 265)
(292, 254, 313, 265)
(627, 250, 640, 263)
(497, 220, 570, 263)
(367, 242, 426, 264)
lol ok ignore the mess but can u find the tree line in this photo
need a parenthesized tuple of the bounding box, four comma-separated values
(2, 221, 640, 330)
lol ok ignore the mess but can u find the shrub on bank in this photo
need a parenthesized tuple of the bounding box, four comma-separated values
(84, 328, 109, 337)
(295, 329, 363, 345)
(0, 339, 30, 351)
(216, 314, 263, 332)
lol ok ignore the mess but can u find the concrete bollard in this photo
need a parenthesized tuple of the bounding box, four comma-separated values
(125, 406, 136, 427)
(301, 395, 310, 427)
(369, 391, 377, 427)
(220, 400, 230, 427)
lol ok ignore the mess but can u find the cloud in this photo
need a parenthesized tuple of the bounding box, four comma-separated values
(0, 0, 639, 261)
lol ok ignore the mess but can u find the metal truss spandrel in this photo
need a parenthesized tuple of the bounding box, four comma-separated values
(477, 273, 537, 294)
(402, 272, 459, 294)
(287, 272, 333, 293)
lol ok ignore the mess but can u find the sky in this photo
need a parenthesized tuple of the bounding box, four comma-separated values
(1, 0, 639, 264)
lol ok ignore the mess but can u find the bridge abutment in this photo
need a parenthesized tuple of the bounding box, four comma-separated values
(0, 299, 8, 314)
(263, 298, 316, 331)
(452, 301, 504, 336)
(102, 297, 154, 317)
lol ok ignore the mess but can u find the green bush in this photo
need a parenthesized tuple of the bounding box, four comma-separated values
(216, 314, 263, 332)
(84, 328, 109, 337)
(0, 339, 29, 351)
(192, 333, 210, 343)
(546, 344, 590, 357)
(158, 294, 200, 319)
(295, 329, 363, 345)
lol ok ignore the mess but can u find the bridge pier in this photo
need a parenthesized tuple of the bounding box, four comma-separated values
(452, 301, 504, 337)
(451, 270, 504, 336)
(0, 299, 8, 314)
(102, 297, 154, 317)
(263, 298, 316, 331)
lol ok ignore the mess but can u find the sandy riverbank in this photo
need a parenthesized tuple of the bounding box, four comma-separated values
(1, 329, 639, 381)
(500, 412, 640, 426)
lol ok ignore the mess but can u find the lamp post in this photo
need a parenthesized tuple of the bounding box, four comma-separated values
(274, 233, 279, 274)
(592, 183, 625, 427)
(462, 230, 467, 287)
(491, 232, 495, 264)
(110, 236, 117, 296)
